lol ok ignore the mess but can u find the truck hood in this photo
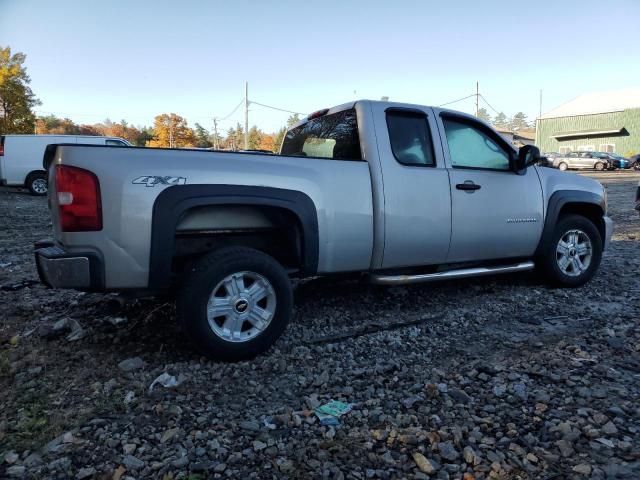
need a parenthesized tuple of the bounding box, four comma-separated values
(535, 166, 606, 207)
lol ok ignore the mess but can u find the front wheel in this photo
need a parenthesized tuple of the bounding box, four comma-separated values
(176, 247, 293, 361)
(558, 162, 568, 171)
(538, 214, 602, 287)
(594, 162, 605, 171)
(27, 173, 48, 196)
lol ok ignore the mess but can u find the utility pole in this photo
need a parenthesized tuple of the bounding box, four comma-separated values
(212, 118, 219, 149)
(169, 120, 174, 148)
(539, 89, 543, 119)
(244, 81, 249, 150)
(475, 81, 479, 117)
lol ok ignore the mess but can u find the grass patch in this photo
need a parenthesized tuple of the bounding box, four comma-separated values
(10, 399, 61, 450)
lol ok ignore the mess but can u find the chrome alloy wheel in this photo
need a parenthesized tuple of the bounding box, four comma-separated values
(206, 271, 276, 343)
(32, 178, 48, 194)
(556, 229, 592, 277)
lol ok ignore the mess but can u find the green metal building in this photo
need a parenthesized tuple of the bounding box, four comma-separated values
(536, 88, 640, 157)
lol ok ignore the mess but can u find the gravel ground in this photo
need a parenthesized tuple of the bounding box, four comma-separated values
(1, 171, 639, 480)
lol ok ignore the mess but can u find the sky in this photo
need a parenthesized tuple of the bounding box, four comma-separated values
(1, 0, 639, 133)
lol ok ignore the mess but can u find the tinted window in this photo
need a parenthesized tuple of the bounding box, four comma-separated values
(106, 139, 127, 146)
(386, 111, 435, 166)
(281, 109, 361, 160)
(443, 118, 510, 170)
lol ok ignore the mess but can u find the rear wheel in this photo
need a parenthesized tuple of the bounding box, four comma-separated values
(27, 173, 48, 196)
(558, 162, 568, 171)
(176, 247, 293, 361)
(538, 214, 602, 287)
(594, 162, 605, 171)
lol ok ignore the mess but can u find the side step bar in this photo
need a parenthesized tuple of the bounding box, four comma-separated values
(369, 261, 535, 285)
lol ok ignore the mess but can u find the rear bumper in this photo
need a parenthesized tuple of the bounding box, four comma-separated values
(603, 216, 613, 251)
(34, 240, 104, 291)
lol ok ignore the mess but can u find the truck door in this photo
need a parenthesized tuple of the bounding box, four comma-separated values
(436, 112, 543, 262)
(370, 104, 452, 268)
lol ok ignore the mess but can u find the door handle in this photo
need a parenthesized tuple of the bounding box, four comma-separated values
(456, 182, 481, 191)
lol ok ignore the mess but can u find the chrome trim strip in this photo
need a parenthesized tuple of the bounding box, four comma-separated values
(369, 261, 535, 285)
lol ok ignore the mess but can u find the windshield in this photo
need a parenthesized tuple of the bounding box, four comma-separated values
(280, 109, 362, 161)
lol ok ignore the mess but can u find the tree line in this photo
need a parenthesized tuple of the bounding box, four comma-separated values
(30, 112, 300, 151)
(0, 46, 296, 152)
(476, 108, 532, 131)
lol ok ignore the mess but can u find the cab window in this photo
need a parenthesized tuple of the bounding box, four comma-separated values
(386, 110, 435, 167)
(106, 139, 127, 146)
(280, 109, 361, 160)
(442, 118, 510, 170)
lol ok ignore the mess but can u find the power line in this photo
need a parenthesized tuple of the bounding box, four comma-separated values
(215, 98, 245, 121)
(250, 101, 306, 116)
(479, 94, 502, 115)
(437, 94, 476, 107)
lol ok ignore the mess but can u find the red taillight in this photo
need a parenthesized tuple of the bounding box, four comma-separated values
(0, 144, 4, 156)
(55, 165, 102, 232)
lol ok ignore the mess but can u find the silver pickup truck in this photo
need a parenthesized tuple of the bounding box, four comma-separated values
(35, 100, 613, 360)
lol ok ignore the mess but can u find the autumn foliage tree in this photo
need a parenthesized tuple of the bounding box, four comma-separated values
(258, 134, 275, 152)
(99, 119, 154, 146)
(35, 115, 152, 146)
(0, 46, 40, 134)
(148, 113, 196, 148)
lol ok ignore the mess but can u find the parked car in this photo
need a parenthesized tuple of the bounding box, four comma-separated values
(34, 100, 612, 360)
(539, 152, 560, 167)
(597, 152, 631, 170)
(0, 134, 130, 195)
(636, 180, 640, 214)
(543, 152, 561, 161)
(629, 154, 640, 171)
(551, 151, 608, 171)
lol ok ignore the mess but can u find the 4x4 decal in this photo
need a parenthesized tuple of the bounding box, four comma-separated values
(132, 176, 187, 187)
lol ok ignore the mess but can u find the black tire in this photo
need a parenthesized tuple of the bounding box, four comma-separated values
(558, 162, 568, 171)
(594, 162, 605, 171)
(538, 214, 602, 288)
(27, 172, 48, 196)
(176, 247, 293, 361)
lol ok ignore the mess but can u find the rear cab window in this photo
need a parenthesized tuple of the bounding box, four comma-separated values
(280, 109, 362, 160)
(106, 139, 128, 146)
(386, 110, 435, 167)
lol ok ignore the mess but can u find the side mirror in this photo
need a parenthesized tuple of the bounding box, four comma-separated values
(516, 145, 541, 171)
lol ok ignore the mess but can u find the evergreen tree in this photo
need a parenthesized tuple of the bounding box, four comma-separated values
(509, 112, 529, 130)
(476, 108, 491, 123)
(272, 127, 286, 153)
(493, 112, 508, 128)
(194, 122, 213, 148)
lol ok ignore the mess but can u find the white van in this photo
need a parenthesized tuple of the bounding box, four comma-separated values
(0, 135, 131, 195)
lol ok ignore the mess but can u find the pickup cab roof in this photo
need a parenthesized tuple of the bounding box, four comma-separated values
(292, 99, 498, 130)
